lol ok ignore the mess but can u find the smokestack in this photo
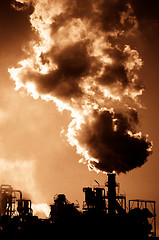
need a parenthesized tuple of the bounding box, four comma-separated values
(106, 173, 117, 215)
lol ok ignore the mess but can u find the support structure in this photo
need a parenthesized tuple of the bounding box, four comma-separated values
(129, 199, 156, 237)
(0, 185, 22, 217)
(83, 173, 126, 215)
(105, 173, 126, 215)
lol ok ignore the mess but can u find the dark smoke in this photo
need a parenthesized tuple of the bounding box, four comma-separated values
(9, 0, 153, 174)
(97, 47, 130, 87)
(23, 41, 93, 100)
(13, 0, 140, 103)
(76, 110, 151, 173)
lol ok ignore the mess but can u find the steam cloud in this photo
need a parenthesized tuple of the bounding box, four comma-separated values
(9, 0, 152, 173)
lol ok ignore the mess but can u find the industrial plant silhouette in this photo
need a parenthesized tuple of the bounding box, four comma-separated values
(0, 173, 157, 238)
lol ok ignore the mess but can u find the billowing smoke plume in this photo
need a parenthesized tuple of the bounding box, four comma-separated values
(9, 0, 152, 174)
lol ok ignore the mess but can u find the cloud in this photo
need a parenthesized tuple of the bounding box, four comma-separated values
(9, 0, 152, 174)
(76, 110, 151, 173)
(26, 41, 93, 100)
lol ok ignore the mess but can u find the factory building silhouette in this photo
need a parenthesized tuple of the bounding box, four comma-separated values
(0, 173, 157, 238)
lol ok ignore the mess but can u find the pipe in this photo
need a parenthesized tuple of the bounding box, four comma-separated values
(107, 173, 117, 215)
(13, 190, 22, 200)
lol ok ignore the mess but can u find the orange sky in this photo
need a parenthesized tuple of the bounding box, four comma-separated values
(0, 0, 159, 232)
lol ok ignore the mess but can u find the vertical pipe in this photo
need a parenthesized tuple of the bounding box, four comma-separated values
(107, 173, 117, 215)
(154, 201, 156, 237)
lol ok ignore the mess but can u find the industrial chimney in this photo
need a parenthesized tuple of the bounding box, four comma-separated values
(106, 173, 117, 215)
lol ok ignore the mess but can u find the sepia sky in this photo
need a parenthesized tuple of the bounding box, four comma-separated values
(0, 0, 159, 230)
